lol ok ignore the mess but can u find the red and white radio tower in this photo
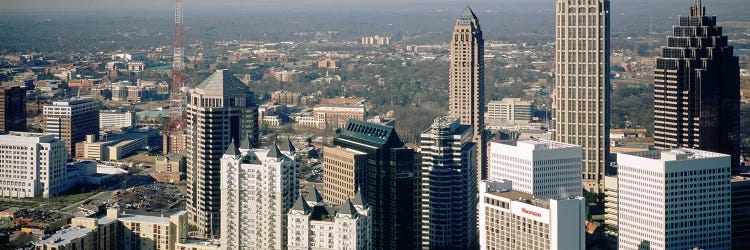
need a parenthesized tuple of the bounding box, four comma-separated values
(164, 0, 186, 155)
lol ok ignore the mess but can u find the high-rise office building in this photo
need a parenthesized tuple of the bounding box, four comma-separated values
(186, 69, 259, 237)
(449, 6, 486, 181)
(617, 149, 731, 250)
(553, 0, 610, 193)
(653, 0, 740, 168)
(332, 119, 419, 250)
(731, 170, 750, 249)
(489, 139, 582, 199)
(0, 132, 68, 198)
(0, 86, 26, 133)
(478, 181, 586, 250)
(322, 146, 367, 205)
(220, 142, 297, 249)
(43, 98, 100, 158)
(419, 116, 477, 249)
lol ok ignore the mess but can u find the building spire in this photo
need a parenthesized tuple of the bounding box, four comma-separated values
(691, 0, 705, 17)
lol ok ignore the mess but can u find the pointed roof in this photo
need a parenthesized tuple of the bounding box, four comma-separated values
(224, 139, 240, 156)
(266, 142, 284, 159)
(459, 6, 478, 21)
(241, 150, 262, 165)
(305, 186, 324, 204)
(291, 196, 312, 212)
(690, 0, 705, 17)
(280, 137, 296, 152)
(338, 199, 357, 217)
(239, 136, 252, 150)
(193, 69, 250, 95)
(351, 187, 367, 206)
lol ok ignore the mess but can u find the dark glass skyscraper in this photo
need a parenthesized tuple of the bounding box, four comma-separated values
(653, 0, 740, 168)
(332, 120, 420, 250)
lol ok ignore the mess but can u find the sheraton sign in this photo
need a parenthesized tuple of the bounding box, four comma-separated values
(521, 208, 542, 217)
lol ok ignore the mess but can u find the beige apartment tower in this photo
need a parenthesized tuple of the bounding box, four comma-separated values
(553, 0, 610, 192)
(449, 6, 486, 181)
(322, 146, 368, 205)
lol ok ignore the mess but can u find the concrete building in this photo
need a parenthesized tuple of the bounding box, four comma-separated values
(152, 154, 186, 183)
(322, 146, 367, 205)
(603, 174, 618, 249)
(175, 239, 221, 250)
(34, 226, 95, 250)
(185, 69, 259, 237)
(0, 132, 68, 198)
(287, 189, 371, 250)
(0, 86, 26, 133)
(331, 120, 419, 250)
(220, 142, 298, 249)
(419, 116, 477, 249)
(361, 36, 391, 45)
(312, 106, 366, 129)
(553, 0, 611, 193)
(78, 133, 147, 161)
(653, 0, 741, 169)
(617, 149, 731, 250)
(478, 181, 586, 250)
(100, 110, 135, 133)
(485, 98, 533, 125)
(449, 7, 487, 181)
(44, 98, 100, 158)
(489, 139, 582, 199)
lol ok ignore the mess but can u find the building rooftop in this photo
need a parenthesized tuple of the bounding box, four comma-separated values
(192, 69, 250, 96)
(498, 138, 580, 150)
(489, 190, 534, 201)
(37, 226, 92, 246)
(117, 214, 171, 224)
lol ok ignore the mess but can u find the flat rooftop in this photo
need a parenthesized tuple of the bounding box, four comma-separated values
(37, 227, 92, 246)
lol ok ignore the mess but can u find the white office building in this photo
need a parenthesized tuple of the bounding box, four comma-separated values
(220, 141, 298, 250)
(617, 149, 731, 250)
(287, 188, 371, 250)
(485, 98, 533, 125)
(489, 139, 582, 199)
(99, 110, 135, 133)
(478, 180, 585, 250)
(0, 132, 69, 198)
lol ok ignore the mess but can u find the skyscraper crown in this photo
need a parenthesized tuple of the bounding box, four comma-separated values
(690, 0, 705, 17)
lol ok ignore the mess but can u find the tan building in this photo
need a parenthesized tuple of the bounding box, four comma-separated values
(449, 7, 486, 180)
(272, 70, 302, 83)
(312, 106, 366, 129)
(78, 134, 147, 161)
(318, 59, 339, 69)
(44, 98, 100, 158)
(152, 154, 186, 183)
(552, 0, 610, 192)
(361, 36, 391, 45)
(270, 90, 301, 105)
(322, 146, 368, 205)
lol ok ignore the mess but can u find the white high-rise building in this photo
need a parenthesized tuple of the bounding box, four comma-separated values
(617, 149, 731, 250)
(0, 132, 69, 198)
(419, 116, 477, 249)
(287, 188, 372, 250)
(489, 139, 582, 199)
(553, 0, 610, 193)
(220, 141, 298, 250)
(478, 180, 585, 250)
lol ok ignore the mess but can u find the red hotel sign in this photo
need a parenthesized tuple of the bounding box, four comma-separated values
(521, 208, 542, 217)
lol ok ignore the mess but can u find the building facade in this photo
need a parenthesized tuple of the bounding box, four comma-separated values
(617, 149, 731, 250)
(99, 110, 135, 133)
(603, 174, 618, 249)
(0, 132, 68, 198)
(485, 98, 532, 125)
(322, 146, 368, 205)
(489, 139, 582, 199)
(419, 116, 477, 249)
(449, 7, 487, 181)
(186, 69, 259, 237)
(287, 190, 371, 250)
(220, 143, 298, 249)
(731, 170, 750, 249)
(331, 120, 420, 250)
(0, 86, 26, 133)
(653, 0, 740, 168)
(44, 98, 100, 158)
(553, 0, 611, 192)
(478, 181, 586, 250)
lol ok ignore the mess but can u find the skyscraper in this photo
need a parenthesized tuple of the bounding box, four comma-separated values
(186, 69, 259, 237)
(331, 120, 420, 250)
(449, 6, 486, 181)
(0, 86, 26, 133)
(553, 0, 610, 192)
(220, 142, 297, 249)
(419, 116, 477, 249)
(617, 149, 731, 250)
(653, 0, 740, 169)
(322, 146, 367, 205)
(43, 98, 100, 158)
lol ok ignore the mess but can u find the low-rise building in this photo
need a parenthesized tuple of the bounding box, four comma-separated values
(78, 133, 147, 161)
(100, 110, 135, 133)
(151, 154, 186, 183)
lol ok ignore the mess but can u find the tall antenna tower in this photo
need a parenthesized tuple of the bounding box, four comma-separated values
(164, 0, 186, 155)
